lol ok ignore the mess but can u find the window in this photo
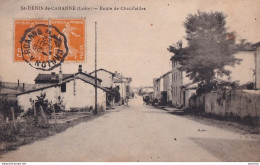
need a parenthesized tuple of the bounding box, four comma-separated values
(61, 83, 66, 92)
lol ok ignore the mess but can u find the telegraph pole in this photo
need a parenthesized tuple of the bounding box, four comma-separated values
(94, 21, 98, 115)
(121, 73, 124, 105)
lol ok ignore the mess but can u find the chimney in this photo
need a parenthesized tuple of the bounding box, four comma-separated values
(114, 71, 118, 77)
(51, 72, 56, 80)
(59, 70, 62, 83)
(22, 83, 25, 92)
(78, 65, 82, 72)
(17, 79, 20, 88)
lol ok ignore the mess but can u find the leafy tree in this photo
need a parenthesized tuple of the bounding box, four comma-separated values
(169, 11, 241, 83)
(110, 86, 120, 103)
(106, 86, 121, 105)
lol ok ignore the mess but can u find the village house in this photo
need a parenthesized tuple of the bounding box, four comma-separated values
(171, 48, 257, 108)
(89, 68, 115, 89)
(162, 71, 172, 105)
(34, 72, 73, 88)
(89, 69, 132, 105)
(89, 68, 116, 106)
(17, 65, 109, 111)
(114, 78, 126, 104)
(153, 77, 162, 104)
(171, 59, 193, 107)
(113, 72, 132, 103)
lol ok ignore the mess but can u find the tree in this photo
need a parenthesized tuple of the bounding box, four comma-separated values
(169, 11, 241, 83)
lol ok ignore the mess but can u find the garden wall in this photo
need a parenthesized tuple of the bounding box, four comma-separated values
(190, 90, 260, 117)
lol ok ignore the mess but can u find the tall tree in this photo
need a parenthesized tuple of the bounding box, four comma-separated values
(169, 11, 241, 83)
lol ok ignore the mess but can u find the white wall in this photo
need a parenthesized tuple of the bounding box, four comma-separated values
(162, 72, 172, 102)
(153, 78, 161, 101)
(183, 71, 192, 85)
(17, 79, 107, 111)
(17, 86, 60, 112)
(61, 79, 106, 110)
(91, 70, 113, 88)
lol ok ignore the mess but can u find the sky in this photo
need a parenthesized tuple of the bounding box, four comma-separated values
(0, 0, 259, 87)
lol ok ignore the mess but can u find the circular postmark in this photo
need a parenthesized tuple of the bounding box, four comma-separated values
(20, 24, 68, 71)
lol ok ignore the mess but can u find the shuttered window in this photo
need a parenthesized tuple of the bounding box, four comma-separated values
(61, 83, 66, 92)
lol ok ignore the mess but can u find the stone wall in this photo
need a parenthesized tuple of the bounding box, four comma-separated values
(190, 90, 260, 117)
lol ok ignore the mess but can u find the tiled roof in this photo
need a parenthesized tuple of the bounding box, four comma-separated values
(34, 74, 73, 82)
(18, 76, 109, 96)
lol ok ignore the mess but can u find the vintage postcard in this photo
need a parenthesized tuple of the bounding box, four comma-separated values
(0, 0, 259, 163)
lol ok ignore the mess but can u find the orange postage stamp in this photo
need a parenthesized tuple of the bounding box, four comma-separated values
(14, 19, 85, 71)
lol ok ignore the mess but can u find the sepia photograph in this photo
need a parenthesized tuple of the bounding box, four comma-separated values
(0, 0, 259, 163)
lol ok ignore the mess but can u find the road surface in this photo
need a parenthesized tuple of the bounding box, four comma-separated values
(1, 96, 259, 162)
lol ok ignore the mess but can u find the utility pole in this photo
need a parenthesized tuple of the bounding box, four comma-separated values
(94, 21, 98, 115)
(121, 73, 124, 105)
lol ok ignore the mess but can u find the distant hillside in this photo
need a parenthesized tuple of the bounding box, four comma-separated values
(0, 82, 38, 101)
(1, 82, 37, 92)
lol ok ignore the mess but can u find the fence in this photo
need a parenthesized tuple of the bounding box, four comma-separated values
(190, 90, 260, 117)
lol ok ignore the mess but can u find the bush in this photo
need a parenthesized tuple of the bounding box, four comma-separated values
(0, 98, 23, 122)
(69, 106, 92, 112)
(0, 123, 18, 142)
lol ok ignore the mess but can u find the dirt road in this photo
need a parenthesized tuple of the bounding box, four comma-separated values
(1, 96, 259, 162)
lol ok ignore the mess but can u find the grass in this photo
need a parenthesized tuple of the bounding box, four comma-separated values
(181, 108, 260, 134)
(184, 108, 259, 126)
(0, 111, 106, 156)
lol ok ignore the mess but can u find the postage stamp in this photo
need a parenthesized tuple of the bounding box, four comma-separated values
(14, 19, 85, 71)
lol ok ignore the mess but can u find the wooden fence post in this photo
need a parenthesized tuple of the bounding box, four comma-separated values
(10, 107, 17, 131)
(33, 101, 37, 117)
(53, 106, 57, 124)
(39, 105, 48, 125)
